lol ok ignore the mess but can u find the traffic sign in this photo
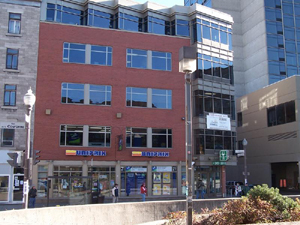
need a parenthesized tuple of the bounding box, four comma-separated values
(219, 150, 229, 161)
(237, 153, 244, 157)
(235, 150, 244, 154)
(242, 172, 250, 176)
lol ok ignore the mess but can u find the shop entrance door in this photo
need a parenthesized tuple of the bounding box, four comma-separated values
(13, 174, 24, 201)
(121, 172, 147, 197)
(196, 172, 209, 197)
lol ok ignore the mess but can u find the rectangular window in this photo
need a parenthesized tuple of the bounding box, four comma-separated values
(237, 112, 243, 127)
(60, 125, 83, 146)
(61, 83, 84, 104)
(8, 13, 21, 34)
(6, 49, 18, 70)
(119, 13, 142, 32)
(126, 87, 147, 107)
(126, 87, 172, 109)
(63, 43, 85, 64)
(152, 129, 172, 148)
(127, 49, 172, 71)
(152, 51, 171, 71)
(46, 4, 85, 25)
(4, 85, 16, 106)
(91, 46, 112, 66)
(88, 126, 111, 147)
(2, 129, 14, 147)
(126, 49, 147, 69)
(152, 89, 172, 109)
(89, 85, 111, 106)
(88, 9, 113, 29)
(267, 101, 296, 127)
(126, 127, 147, 148)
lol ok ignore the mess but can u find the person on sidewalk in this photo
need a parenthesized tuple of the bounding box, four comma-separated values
(112, 184, 119, 203)
(140, 183, 147, 202)
(28, 186, 37, 208)
(196, 179, 205, 199)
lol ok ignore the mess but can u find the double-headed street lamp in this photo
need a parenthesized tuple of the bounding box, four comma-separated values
(23, 88, 36, 209)
(179, 46, 196, 225)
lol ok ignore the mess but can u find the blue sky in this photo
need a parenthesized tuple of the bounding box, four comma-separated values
(133, 0, 184, 7)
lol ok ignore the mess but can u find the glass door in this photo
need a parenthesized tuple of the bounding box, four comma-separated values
(13, 175, 23, 201)
(0, 176, 9, 202)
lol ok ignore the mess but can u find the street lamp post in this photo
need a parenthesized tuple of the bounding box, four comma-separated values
(179, 46, 196, 225)
(23, 88, 36, 209)
(242, 138, 248, 185)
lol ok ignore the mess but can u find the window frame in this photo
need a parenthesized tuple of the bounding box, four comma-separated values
(6, 48, 19, 70)
(60, 125, 84, 146)
(88, 126, 111, 147)
(2, 129, 14, 147)
(4, 84, 16, 106)
(8, 13, 21, 34)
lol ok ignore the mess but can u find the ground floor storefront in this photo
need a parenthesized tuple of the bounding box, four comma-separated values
(33, 160, 229, 202)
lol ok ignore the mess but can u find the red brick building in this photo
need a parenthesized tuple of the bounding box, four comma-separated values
(33, 0, 236, 201)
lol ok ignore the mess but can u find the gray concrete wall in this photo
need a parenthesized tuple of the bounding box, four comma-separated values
(0, 199, 230, 225)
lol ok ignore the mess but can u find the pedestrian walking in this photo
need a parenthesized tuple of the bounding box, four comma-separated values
(28, 186, 37, 208)
(196, 179, 205, 199)
(235, 183, 242, 197)
(140, 183, 147, 202)
(112, 183, 119, 203)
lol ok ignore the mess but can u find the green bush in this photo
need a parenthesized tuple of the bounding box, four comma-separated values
(248, 184, 299, 212)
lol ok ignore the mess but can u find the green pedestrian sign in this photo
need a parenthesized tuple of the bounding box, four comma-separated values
(219, 150, 229, 161)
(212, 161, 226, 165)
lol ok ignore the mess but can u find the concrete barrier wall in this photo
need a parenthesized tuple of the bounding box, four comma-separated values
(0, 198, 230, 225)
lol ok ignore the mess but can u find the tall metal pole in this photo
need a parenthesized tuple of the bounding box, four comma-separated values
(243, 138, 248, 185)
(185, 72, 193, 225)
(23, 105, 32, 209)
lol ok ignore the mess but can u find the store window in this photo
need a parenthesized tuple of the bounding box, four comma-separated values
(88, 167, 115, 197)
(52, 166, 84, 198)
(152, 129, 172, 148)
(152, 166, 177, 196)
(126, 127, 173, 148)
(121, 166, 147, 197)
(126, 127, 147, 148)
(0, 176, 9, 201)
(6, 48, 18, 70)
(37, 165, 48, 197)
(88, 126, 111, 147)
(60, 125, 83, 146)
(2, 129, 14, 147)
(8, 13, 21, 34)
(4, 84, 16, 106)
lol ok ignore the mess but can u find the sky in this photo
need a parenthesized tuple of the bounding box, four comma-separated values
(132, 0, 184, 7)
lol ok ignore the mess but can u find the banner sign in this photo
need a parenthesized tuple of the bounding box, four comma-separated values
(65, 150, 106, 156)
(0, 122, 25, 129)
(206, 113, 231, 131)
(132, 151, 170, 157)
(125, 166, 147, 172)
(152, 166, 172, 172)
(212, 161, 226, 165)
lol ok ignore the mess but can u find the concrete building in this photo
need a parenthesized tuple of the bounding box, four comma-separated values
(236, 75, 300, 189)
(32, 0, 236, 203)
(0, 0, 40, 203)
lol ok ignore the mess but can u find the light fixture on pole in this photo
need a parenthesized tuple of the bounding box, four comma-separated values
(23, 88, 36, 209)
(242, 138, 248, 185)
(179, 46, 196, 225)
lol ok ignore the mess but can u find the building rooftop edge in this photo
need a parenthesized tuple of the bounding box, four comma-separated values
(67, 0, 233, 24)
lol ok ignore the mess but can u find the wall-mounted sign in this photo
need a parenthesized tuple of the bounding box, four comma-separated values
(219, 150, 229, 161)
(206, 113, 231, 131)
(65, 150, 106, 156)
(0, 122, 25, 129)
(125, 166, 147, 172)
(212, 161, 226, 166)
(152, 166, 172, 172)
(132, 151, 170, 157)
